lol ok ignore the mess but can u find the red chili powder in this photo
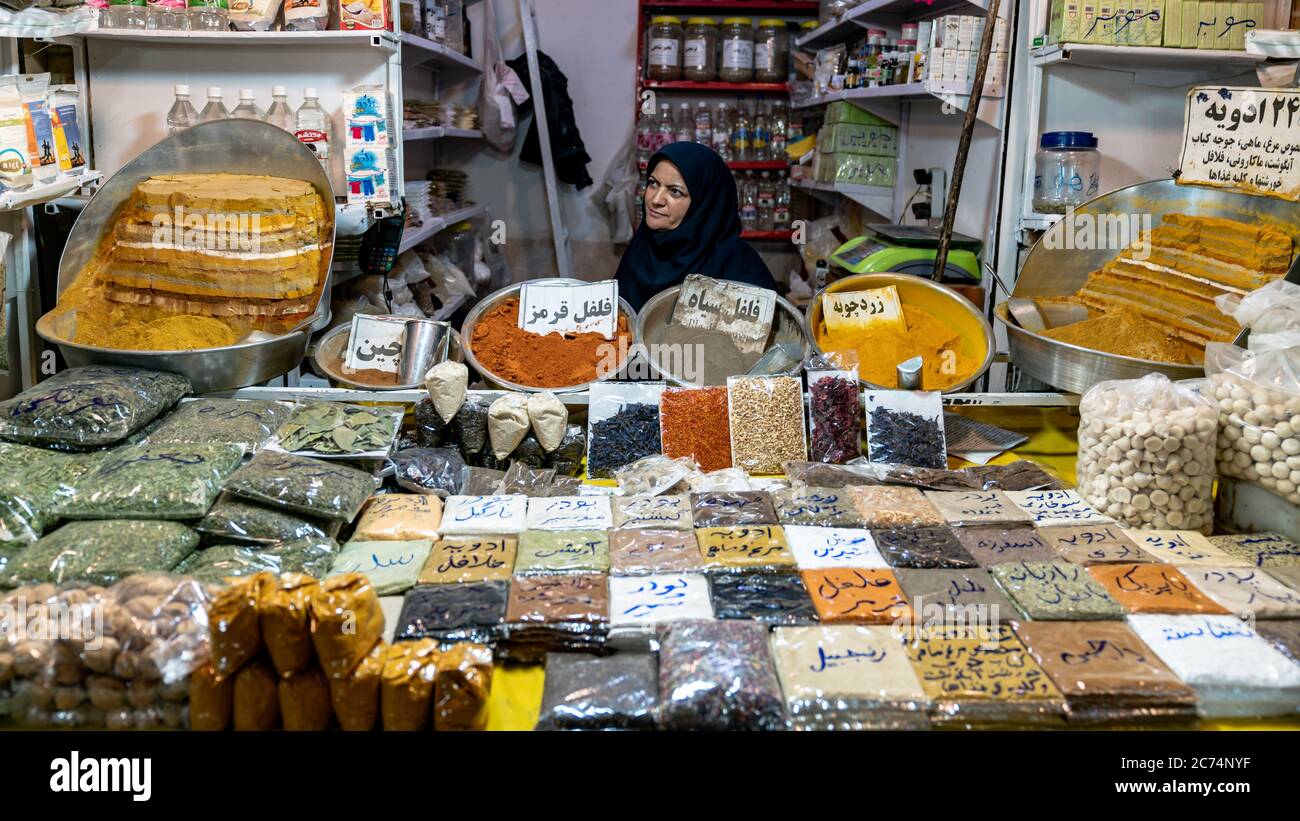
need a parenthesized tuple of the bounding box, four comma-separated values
(469, 296, 632, 388)
(660, 386, 732, 472)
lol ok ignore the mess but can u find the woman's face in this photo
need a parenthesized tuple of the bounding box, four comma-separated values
(645, 159, 691, 231)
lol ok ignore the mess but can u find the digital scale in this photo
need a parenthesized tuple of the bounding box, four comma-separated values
(829, 224, 983, 282)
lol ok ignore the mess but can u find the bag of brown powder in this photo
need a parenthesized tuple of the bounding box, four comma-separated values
(278, 666, 333, 730)
(329, 641, 385, 731)
(232, 657, 280, 731)
(488, 393, 531, 460)
(434, 642, 493, 731)
(310, 573, 384, 680)
(209, 572, 273, 679)
(260, 573, 318, 677)
(380, 639, 440, 731)
(352, 494, 443, 541)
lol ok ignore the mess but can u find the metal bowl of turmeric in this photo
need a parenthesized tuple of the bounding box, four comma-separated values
(804, 273, 995, 393)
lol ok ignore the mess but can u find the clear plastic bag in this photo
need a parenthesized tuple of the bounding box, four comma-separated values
(381, 639, 439, 731)
(496, 462, 557, 496)
(870, 527, 976, 569)
(440, 494, 527, 535)
(863, 390, 947, 469)
(394, 581, 509, 645)
(587, 382, 665, 480)
(310, 573, 385, 680)
(230, 0, 284, 30)
(329, 539, 434, 596)
(260, 574, 318, 678)
(143, 398, 292, 453)
(614, 455, 698, 497)
(612, 494, 693, 530)
(488, 393, 531, 460)
(450, 397, 490, 462)
(709, 573, 817, 624)
(534, 652, 657, 731)
(434, 642, 493, 731)
(0, 366, 189, 450)
(503, 574, 611, 661)
(685, 467, 753, 493)
(270, 401, 402, 460)
(1215, 279, 1300, 352)
(390, 446, 465, 498)
(59, 443, 244, 521)
(0, 443, 97, 549)
(808, 368, 862, 464)
(695, 525, 795, 573)
(460, 466, 506, 496)
(727, 376, 807, 475)
(209, 572, 272, 679)
(174, 538, 339, 584)
(655, 619, 788, 731)
(544, 424, 587, 478)
(990, 560, 1126, 620)
(848, 485, 944, 528)
(425, 361, 469, 425)
(608, 530, 705, 575)
(1206, 343, 1300, 507)
(3, 521, 199, 588)
(1077, 373, 1218, 534)
(412, 399, 447, 449)
(224, 451, 377, 523)
(771, 486, 863, 527)
(353, 494, 443, 541)
(516, 530, 609, 575)
(196, 493, 341, 545)
(922, 490, 1032, 527)
(525, 496, 614, 533)
(689, 490, 778, 528)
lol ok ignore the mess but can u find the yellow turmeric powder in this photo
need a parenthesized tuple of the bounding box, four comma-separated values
(818, 304, 979, 390)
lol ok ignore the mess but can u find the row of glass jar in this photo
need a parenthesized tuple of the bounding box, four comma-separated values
(647, 16, 803, 84)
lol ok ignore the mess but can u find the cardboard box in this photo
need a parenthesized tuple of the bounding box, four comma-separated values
(994, 17, 1010, 50)
(958, 16, 978, 48)
(1143, 0, 1168, 44)
(344, 145, 393, 205)
(340, 0, 390, 30)
(1229, 2, 1247, 48)
(1191, 1, 1215, 47)
(940, 15, 961, 48)
(1165, 0, 1183, 44)
(1248, 2, 1265, 43)
(943, 48, 960, 82)
(819, 153, 898, 188)
(1213, 1, 1233, 47)
(929, 47, 946, 83)
(1090, 0, 1118, 41)
(816, 122, 900, 157)
(824, 101, 893, 126)
(1080, 0, 1100, 40)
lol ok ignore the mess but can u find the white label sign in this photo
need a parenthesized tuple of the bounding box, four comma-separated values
(344, 314, 407, 373)
(518, 281, 619, 339)
(1178, 86, 1300, 201)
(821, 286, 905, 334)
(671, 274, 776, 354)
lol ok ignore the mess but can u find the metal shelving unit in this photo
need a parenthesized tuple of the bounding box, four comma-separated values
(397, 203, 490, 254)
(402, 126, 484, 141)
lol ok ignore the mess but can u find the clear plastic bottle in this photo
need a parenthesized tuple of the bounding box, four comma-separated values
(756, 171, 775, 231)
(694, 101, 711, 146)
(655, 102, 674, 151)
(295, 88, 332, 171)
(149, 0, 186, 29)
(231, 89, 264, 120)
(752, 98, 771, 162)
(106, 0, 148, 29)
(265, 86, 295, 132)
(774, 171, 791, 231)
(197, 87, 229, 123)
(732, 99, 751, 162)
(740, 171, 759, 231)
(771, 100, 788, 161)
(166, 84, 199, 134)
(635, 105, 656, 175)
(674, 102, 693, 145)
(712, 102, 732, 161)
(187, 0, 228, 32)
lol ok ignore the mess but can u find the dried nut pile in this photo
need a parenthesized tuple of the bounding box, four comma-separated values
(1210, 373, 1300, 505)
(1076, 387, 1217, 534)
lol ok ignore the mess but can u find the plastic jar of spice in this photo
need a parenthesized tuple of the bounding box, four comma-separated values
(1033, 131, 1101, 214)
(647, 16, 684, 82)
(683, 17, 717, 82)
(719, 18, 755, 83)
(754, 19, 789, 83)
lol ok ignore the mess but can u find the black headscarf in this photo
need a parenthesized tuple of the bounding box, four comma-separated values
(615, 142, 777, 311)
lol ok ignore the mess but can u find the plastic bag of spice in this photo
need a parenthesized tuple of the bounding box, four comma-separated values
(2, 520, 199, 589)
(687, 468, 754, 493)
(656, 619, 788, 731)
(450, 397, 491, 462)
(143, 398, 293, 453)
(727, 376, 807, 475)
(863, 390, 947, 469)
(210, 572, 273, 679)
(353, 494, 443, 541)
(425, 361, 469, 425)
(534, 652, 658, 730)
(260, 574, 318, 677)
(690, 490, 778, 528)
(329, 641, 385, 731)
(0, 366, 190, 450)
(310, 573, 385, 680)
(660, 386, 732, 473)
(506, 434, 548, 468)
(497, 462, 557, 496)
(0, 444, 97, 550)
(224, 451, 376, 523)
(586, 382, 665, 479)
(278, 666, 333, 730)
(381, 639, 440, 731)
(60, 443, 245, 521)
(232, 657, 280, 730)
(808, 368, 862, 464)
(188, 662, 232, 731)
(615, 455, 699, 497)
(412, 399, 448, 448)
(488, 393, 532, 460)
(434, 642, 493, 731)
(391, 447, 465, 498)
(197, 494, 341, 545)
(544, 425, 587, 477)
(527, 392, 569, 452)
(460, 466, 507, 496)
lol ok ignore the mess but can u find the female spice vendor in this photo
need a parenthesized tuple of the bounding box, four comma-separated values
(615, 141, 778, 311)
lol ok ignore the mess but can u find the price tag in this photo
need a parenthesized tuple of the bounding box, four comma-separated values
(821, 286, 905, 334)
(1178, 86, 1300, 201)
(670, 274, 776, 355)
(518, 280, 618, 339)
(344, 314, 407, 373)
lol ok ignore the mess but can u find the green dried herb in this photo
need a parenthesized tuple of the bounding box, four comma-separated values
(0, 443, 100, 548)
(144, 398, 292, 452)
(59, 443, 244, 521)
(196, 493, 341, 545)
(1, 520, 199, 588)
(224, 451, 376, 523)
(0, 366, 190, 449)
(174, 537, 339, 585)
(273, 401, 401, 456)
(990, 560, 1127, 621)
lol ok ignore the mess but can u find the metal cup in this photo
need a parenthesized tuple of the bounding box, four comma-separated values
(399, 319, 451, 385)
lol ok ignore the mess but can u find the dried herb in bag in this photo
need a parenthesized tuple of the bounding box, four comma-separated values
(412, 399, 447, 448)
(173, 538, 338, 584)
(690, 491, 778, 528)
(143, 398, 291, 452)
(587, 403, 662, 479)
(391, 447, 465, 498)
(197, 493, 341, 545)
(451, 397, 491, 461)
(0, 366, 190, 449)
(224, 451, 376, 523)
(771, 487, 863, 527)
(2, 520, 198, 588)
(0, 443, 98, 549)
(274, 401, 401, 457)
(60, 443, 244, 521)
(990, 560, 1127, 620)
(545, 424, 587, 477)
(656, 619, 788, 731)
(460, 467, 506, 496)
(809, 372, 861, 464)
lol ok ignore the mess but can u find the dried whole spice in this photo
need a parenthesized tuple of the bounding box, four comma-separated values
(659, 387, 732, 473)
(450, 397, 490, 461)
(507, 435, 548, 469)
(771, 487, 863, 527)
(866, 404, 946, 469)
(143, 398, 291, 452)
(587, 403, 662, 479)
(544, 424, 587, 478)
(60, 443, 243, 521)
(273, 401, 401, 457)
(708, 573, 818, 624)
(809, 373, 861, 464)
(990, 560, 1127, 620)
(469, 296, 632, 389)
(535, 652, 658, 731)
(412, 399, 448, 448)
(224, 451, 376, 523)
(849, 486, 945, 528)
(727, 376, 806, 475)
(394, 581, 510, 644)
(460, 467, 507, 496)
(2, 520, 198, 588)
(655, 619, 788, 731)
(390, 447, 464, 498)
(870, 526, 977, 569)
(690, 491, 777, 528)
(197, 494, 340, 545)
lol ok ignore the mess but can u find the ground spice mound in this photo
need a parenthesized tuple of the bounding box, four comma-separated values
(1042, 307, 1192, 364)
(470, 296, 631, 388)
(103, 314, 239, 350)
(819, 304, 978, 390)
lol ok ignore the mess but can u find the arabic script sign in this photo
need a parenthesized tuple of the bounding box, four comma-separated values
(1178, 86, 1300, 201)
(518, 280, 619, 339)
(821, 286, 905, 335)
(670, 274, 777, 355)
(344, 314, 407, 374)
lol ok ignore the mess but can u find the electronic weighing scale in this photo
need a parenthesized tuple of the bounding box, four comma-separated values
(830, 224, 982, 281)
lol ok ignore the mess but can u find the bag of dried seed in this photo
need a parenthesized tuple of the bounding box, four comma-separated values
(656, 619, 789, 731)
(329, 641, 385, 731)
(310, 573, 385, 680)
(545, 424, 587, 477)
(727, 376, 807, 475)
(260, 574, 319, 677)
(380, 639, 440, 731)
(863, 389, 947, 469)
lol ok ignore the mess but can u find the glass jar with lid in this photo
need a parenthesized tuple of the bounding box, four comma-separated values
(683, 17, 717, 82)
(647, 16, 684, 82)
(1033, 131, 1101, 214)
(754, 19, 789, 83)
(719, 18, 755, 83)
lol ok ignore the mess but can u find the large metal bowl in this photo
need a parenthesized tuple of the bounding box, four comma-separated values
(460, 279, 639, 393)
(37, 120, 336, 393)
(999, 178, 1300, 394)
(804, 272, 995, 392)
(636, 284, 809, 386)
(311, 322, 464, 390)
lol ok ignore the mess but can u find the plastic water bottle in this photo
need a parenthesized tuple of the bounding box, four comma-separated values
(757, 170, 775, 231)
(774, 171, 792, 230)
(105, 0, 148, 29)
(740, 171, 759, 231)
(732, 100, 752, 162)
(231, 89, 264, 120)
(188, 0, 228, 32)
(712, 102, 731, 161)
(197, 87, 229, 123)
(295, 88, 332, 171)
(635, 106, 655, 175)
(166, 84, 199, 134)
(694, 101, 711, 146)
(655, 102, 674, 152)
(265, 86, 295, 133)
(146, 0, 186, 29)
(753, 98, 771, 161)
(674, 102, 693, 145)
(771, 100, 789, 160)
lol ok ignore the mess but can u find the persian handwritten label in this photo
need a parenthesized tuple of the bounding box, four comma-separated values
(608, 574, 714, 625)
(516, 530, 610, 574)
(330, 539, 432, 595)
(802, 568, 911, 624)
(695, 525, 795, 571)
(821, 285, 905, 335)
(670, 274, 776, 355)
(440, 495, 527, 535)
(785, 525, 886, 570)
(519, 280, 619, 339)
(344, 314, 407, 373)
(1178, 86, 1300, 201)
(1006, 489, 1112, 526)
(525, 495, 614, 531)
(1124, 529, 1247, 567)
(1040, 524, 1149, 564)
(419, 537, 518, 584)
